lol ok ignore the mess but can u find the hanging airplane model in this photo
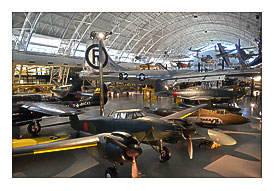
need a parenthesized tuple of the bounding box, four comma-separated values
(80, 41, 261, 86)
(188, 46, 207, 57)
(216, 40, 260, 69)
(13, 104, 237, 178)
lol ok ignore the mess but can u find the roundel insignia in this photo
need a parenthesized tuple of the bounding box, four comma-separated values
(172, 92, 178, 98)
(85, 44, 108, 69)
(139, 73, 146, 81)
(84, 122, 88, 132)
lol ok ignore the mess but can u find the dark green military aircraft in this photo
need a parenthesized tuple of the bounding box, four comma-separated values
(13, 104, 237, 178)
(154, 79, 246, 104)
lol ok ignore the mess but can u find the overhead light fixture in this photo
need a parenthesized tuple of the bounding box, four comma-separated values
(98, 32, 106, 40)
(90, 31, 112, 40)
(254, 76, 261, 81)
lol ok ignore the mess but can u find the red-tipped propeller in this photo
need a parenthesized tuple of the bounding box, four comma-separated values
(126, 144, 142, 178)
(187, 137, 193, 159)
(105, 136, 142, 178)
(182, 124, 196, 160)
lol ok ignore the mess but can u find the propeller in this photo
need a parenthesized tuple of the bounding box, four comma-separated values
(187, 136, 193, 159)
(125, 144, 141, 178)
(180, 121, 197, 159)
(104, 136, 142, 178)
(105, 127, 155, 178)
(138, 126, 154, 145)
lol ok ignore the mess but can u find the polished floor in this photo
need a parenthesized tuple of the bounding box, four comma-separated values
(12, 93, 262, 178)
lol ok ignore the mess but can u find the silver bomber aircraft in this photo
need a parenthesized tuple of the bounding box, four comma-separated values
(79, 41, 261, 86)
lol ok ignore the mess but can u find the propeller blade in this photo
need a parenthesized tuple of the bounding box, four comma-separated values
(188, 137, 193, 159)
(131, 156, 139, 178)
(138, 126, 154, 145)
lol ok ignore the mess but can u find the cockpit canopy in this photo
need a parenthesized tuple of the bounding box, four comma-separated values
(216, 109, 229, 114)
(109, 109, 146, 119)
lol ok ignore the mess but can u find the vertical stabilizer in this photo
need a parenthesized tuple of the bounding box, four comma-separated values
(85, 39, 129, 72)
(155, 79, 168, 94)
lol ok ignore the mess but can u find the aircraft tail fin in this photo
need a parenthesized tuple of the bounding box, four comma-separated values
(84, 83, 108, 106)
(85, 41, 129, 72)
(155, 79, 168, 95)
(217, 43, 231, 67)
(68, 82, 82, 93)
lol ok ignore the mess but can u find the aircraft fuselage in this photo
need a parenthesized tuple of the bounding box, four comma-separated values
(70, 116, 176, 142)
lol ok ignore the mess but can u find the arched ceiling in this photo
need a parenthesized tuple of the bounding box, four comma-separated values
(12, 12, 262, 61)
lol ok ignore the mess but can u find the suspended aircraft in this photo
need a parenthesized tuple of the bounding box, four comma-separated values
(215, 43, 235, 67)
(234, 39, 258, 61)
(188, 46, 207, 57)
(12, 83, 108, 135)
(80, 41, 261, 86)
(170, 60, 193, 69)
(13, 104, 237, 178)
(216, 40, 259, 69)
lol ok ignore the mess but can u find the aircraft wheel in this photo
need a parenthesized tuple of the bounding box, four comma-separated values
(105, 167, 118, 178)
(27, 121, 41, 135)
(159, 146, 171, 163)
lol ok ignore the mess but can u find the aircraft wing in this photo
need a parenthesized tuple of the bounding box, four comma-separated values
(176, 96, 213, 100)
(21, 102, 83, 117)
(161, 104, 207, 120)
(13, 135, 99, 157)
(69, 92, 94, 97)
(80, 68, 261, 86)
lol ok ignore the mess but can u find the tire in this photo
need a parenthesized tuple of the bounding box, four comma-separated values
(27, 121, 41, 135)
(159, 146, 172, 163)
(105, 167, 118, 178)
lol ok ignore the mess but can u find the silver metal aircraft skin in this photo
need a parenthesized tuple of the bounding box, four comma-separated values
(80, 41, 261, 86)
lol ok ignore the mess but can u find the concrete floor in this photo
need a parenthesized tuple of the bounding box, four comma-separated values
(12, 93, 262, 178)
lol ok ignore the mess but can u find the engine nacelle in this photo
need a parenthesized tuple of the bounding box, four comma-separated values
(86, 132, 139, 164)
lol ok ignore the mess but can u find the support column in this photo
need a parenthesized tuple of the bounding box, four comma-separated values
(251, 78, 254, 97)
(58, 66, 63, 83)
(12, 64, 16, 84)
(99, 40, 104, 116)
(65, 67, 70, 86)
(49, 66, 54, 84)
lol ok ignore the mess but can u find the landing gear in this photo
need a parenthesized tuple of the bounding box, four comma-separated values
(158, 140, 171, 163)
(105, 166, 118, 178)
(159, 146, 171, 163)
(27, 121, 41, 135)
(75, 130, 80, 138)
